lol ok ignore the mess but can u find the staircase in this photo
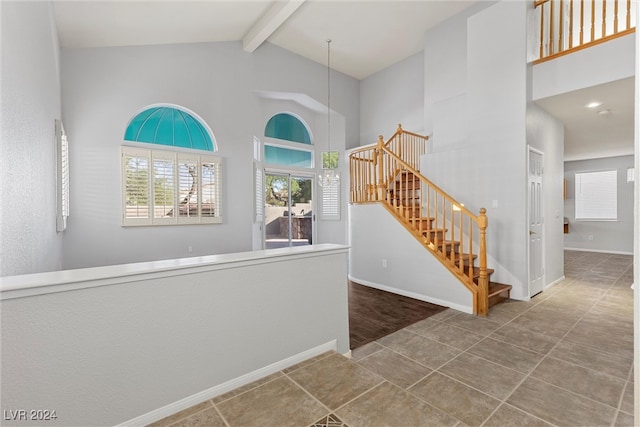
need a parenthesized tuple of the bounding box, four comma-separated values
(349, 125, 511, 316)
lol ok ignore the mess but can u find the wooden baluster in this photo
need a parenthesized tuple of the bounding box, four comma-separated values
(602, 0, 607, 37)
(407, 168, 412, 220)
(353, 156, 357, 202)
(591, 0, 595, 41)
(458, 206, 463, 274)
(477, 208, 489, 316)
(376, 135, 384, 201)
(350, 156, 354, 202)
(550, 0, 555, 55)
(396, 124, 403, 161)
(614, 0, 619, 33)
(626, 0, 631, 29)
(363, 156, 367, 201)
(580, 0, 585, 44)
(559, 0, 564, 52)
(540, 3, 545, 59)
(468, 216, 473, 282)
(426, 184, 431, 239)
(569, 0, 574, 48)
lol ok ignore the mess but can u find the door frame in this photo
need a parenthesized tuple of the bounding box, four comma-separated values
(527, 146, 545, 297)
(263, 168, 316, 249)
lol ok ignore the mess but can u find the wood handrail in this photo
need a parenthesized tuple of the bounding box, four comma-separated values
(534, 0, 636, 62)
(349, 125, 489, 315)
(380, 147, 479, 221)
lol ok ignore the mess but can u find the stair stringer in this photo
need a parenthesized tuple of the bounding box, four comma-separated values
(348, 203, 473, 313)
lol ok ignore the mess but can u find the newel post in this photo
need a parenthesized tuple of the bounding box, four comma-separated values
(376, 135, 385, 201)
(477, 208, 489, 316)
(396, 123, 403, 159)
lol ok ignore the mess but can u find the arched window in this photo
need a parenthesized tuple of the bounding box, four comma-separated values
(264, 113, 312, 145)
(121, 105, 221, 226)
(124, 105, 216, 152)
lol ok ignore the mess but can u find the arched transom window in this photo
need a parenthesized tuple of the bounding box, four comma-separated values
(121, 105, 221, 226)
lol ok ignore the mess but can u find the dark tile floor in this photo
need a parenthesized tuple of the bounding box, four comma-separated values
(149, 250, 635, 427)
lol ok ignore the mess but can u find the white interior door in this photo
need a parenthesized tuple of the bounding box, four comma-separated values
(528, 148, 544, 297)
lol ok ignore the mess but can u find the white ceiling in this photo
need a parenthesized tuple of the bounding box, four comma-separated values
(53, 0, 478, 80)
(535, 77, 635, 161)
(52, 0, 635, 160)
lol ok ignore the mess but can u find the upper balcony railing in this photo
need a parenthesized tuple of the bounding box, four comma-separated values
(534, 0, 636, 63)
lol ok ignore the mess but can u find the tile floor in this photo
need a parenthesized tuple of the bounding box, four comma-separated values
(149, 250, 635, 427)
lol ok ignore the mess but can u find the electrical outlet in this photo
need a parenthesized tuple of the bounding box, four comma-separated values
(382, 259, 388, 268)
(188, 246, 193, 253)
(588, 235, 594, 241)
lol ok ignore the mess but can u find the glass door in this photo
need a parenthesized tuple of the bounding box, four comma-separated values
(264, 173, 314, 249)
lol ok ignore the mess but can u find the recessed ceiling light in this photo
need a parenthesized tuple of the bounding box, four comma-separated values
(597, 109, 611, 116)
(585, 101, 602, 108)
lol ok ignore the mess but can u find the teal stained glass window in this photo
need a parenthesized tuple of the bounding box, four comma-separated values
(264, 113, 311, 145)
(125, 106, 215, 151)
(264, 145, 313, 168)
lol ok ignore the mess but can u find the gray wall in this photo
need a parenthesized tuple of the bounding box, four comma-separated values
(60, 41, 359, 269)
(359, 51, 425, 144)
(0, 1, 63, 276)
(564, 155, 635, 254)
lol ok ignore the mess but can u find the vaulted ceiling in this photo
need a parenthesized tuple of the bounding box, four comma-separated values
(53, 0, 478, 80)
(52, 0, 635, 160)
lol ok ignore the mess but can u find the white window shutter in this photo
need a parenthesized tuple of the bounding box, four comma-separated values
(320, 183, 340, 220)
(55, 120, 70, 232)
(122, 147, 152, 225)
(254, 163, 264, 223)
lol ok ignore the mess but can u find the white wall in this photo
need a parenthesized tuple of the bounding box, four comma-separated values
(356, 2, 532, 300)
(532, 32, 636, 101)
(349, 204, 472, 312)
(360, 51, 425, 144)
(60, 41, 358, 269)
(526, 104, 566, 288)
(564, 155, 635, 254)
(0, 1, 63, 276)
(0, 245, 349, 427)
(422, 1, 530, 299)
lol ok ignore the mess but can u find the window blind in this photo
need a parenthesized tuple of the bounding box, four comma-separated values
(575, 170, 617, 220)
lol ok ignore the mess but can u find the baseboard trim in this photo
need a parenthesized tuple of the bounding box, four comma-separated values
(348, 275, 473, 314)
(544, 276, 565, 291)
(116, 340, 338, 427)
(564, 247, 633, 256)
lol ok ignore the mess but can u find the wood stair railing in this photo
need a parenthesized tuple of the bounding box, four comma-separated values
(349, 125, 511, 316)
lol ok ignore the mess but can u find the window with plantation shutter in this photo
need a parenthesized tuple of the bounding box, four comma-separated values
(254, 162, 264, 223)
(152, 152, 175, 223)
(123, 147, 151, 224)
(121, 146, 222, 226)
(201, 159, 221, 219)
(320, 183, 340, 220)
(178, 156, 199, 222)
(55, 120, 70, 232)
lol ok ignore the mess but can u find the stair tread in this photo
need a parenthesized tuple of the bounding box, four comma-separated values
(488, 282, 512, 296)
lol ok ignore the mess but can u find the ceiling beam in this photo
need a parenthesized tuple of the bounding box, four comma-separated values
(243, 0, 305, 53)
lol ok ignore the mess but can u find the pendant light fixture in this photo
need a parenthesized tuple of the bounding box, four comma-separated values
(318, 38, 339, 188)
